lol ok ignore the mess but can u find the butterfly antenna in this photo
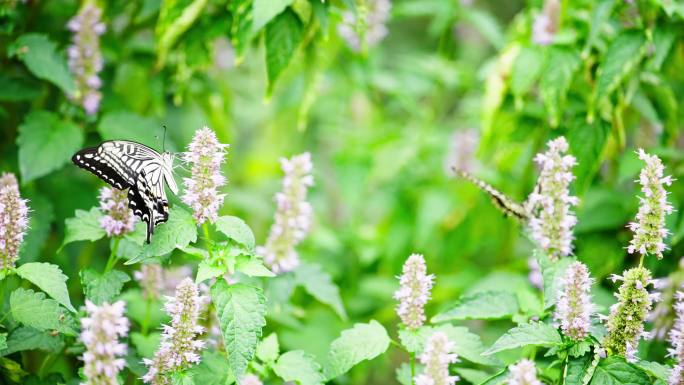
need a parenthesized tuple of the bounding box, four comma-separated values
(162, 125, 167, 153)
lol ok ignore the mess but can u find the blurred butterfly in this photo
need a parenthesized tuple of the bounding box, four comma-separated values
(72, 140, 178, 244)
(454, 168, 532, 221)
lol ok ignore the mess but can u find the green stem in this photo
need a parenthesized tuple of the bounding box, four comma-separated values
(104, 238, 121, 272)
(639, 254, 644, 268)
(202, 223, 214, 259)
(38, 353, 55, 377)
(410, 352, 416, 385)
(141, 297, 152, 335)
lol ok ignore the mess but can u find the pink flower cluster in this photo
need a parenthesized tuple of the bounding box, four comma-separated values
(337, 0, 391, 52)
(99, 187, 136, 237)
(0, 173, 29, 270)
(414, 332, 459, 385)
(509, 359, 542, 385)
(554, 262, 594, 341)
(532, 0, 560, 45)
(67, 4, 105, 115)
(394, 253, 434, 330)
(80, 300, 129, 385)
(669, 291, 684, 385)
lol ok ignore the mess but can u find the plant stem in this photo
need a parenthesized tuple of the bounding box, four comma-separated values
(141, 298, 152, 335)
(410, 352, 416, 385)
(639, 254, 644, 268)
(104, 237, 121, 272)
(202, 223, 214, 259)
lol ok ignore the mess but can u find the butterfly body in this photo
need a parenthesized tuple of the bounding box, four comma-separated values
(72, 140, 178, 244)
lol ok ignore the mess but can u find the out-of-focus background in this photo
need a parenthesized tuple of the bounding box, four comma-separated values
(1, 0, 684, 383)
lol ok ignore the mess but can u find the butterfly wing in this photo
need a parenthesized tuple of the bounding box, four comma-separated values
(72, 146, 135, 190)
(128, 171, 169, 244)
(455, 169, 530, 221)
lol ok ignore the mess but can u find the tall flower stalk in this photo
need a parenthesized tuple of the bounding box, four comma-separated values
(554, 261, 594, 341)
(134, 263, 164, 300)
(67, 3, 105, 115)
(0, 172, 29, 270)
(394, 253, 434, 330)
(257, 153, 314, 274)
(99, 187, 136, 237)
(628, 149, 673, 260)
(80, 300, 129, 385)
(143, 278, 206, 384)
(337, 0, 391, 52)
(527, 136, 578, 260)
(414, 331, 459, 385)
(604, 267, 657, 361)
(668, 291, 684, 385)
(182, 126, 228, 225)
(508, 359, 542, 385)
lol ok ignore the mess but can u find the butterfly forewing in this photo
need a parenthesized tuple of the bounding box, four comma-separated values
(72, 140, 176, 243)
(455, 170, 531, 221)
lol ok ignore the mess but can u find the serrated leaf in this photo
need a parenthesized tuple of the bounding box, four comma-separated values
(265, 9, 303, 94)
(215, 216, 255, 251)
(273, 350, 325, 385)
(294, 263, 346, 320)
(633, 360, 670, 382)
(128, 207, 197, 264)
(63, 208, 106, 247)
(256, 333, 280, 362)
(196, 260, 227, 284)
(436, 325, 502, 366)
(590, 357, 651, 385)
(211, 280, 266, 379)
(0, 327, 63, 356)
(10, 288, 75, 335)
(324, 320, 390, 380)
(540, 48, 581, 127)
(188, 351, 235, 385)
(594, 31, 647, 105)
(235, 256, 275, 277)
(155, 0, 209, 67)
(17, 262, 75, 312)
(253, 0, 294, 32)
(432, 291, 519, 322)
(80, 269, 130, 305)
(8, 34, 76, 94)
(170, 371, 195, 385)
(484, 322, 561, 355)
(566, 353, 593, 385)
(17, 110, 84, 183)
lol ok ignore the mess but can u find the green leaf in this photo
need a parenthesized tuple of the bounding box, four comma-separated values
(155, 0, 209, 67)
(650, 25, 676, 71)
(253, 0, 294, 32)
(128, 207, 198, 264)
(211, 280, 266, 379)
(436, 325, 502, 367)
(17, 110, 84, 182)
(510, 46, 544, 99)
(483, 321, 561, 355)
(568, 118, 609, 194)
(584, 0, 614, 54)
(565, 353, 593, 385)
(462, 8, 504, 50)
(0, 357, 27, 383)
(273, 350, 325, 385)
(131, 332, 161, 359)
(229, 0, 253, 63)
(431, 291, 519, 322)
(397, 326, 432, 354)
(97, 111, 161, 148)
(10, 288, 75, 335)
(538, 254, 574, 309)
(324, 320, 390, 380)
(0, 327, 63, 356)
(256, 333, 280, 363)
(188, 351, 235, 385)
(17, 262, 76, 312)
(0, 334, 7, 351)
(294, 263, 347, 320)
(0, 75, 42, 102)
(215, 215, 256, 251)
(80, 269, 130, 305)
(235, 255, 275, 278)
(8, 34, 76, 94)
(594, 31, 647, 105)
(540, 48, 581, 127)
(590, 357, 651, 385)
(633, 360, 670, 382)
(265, 9, 304, 94)
(63, 208, 106, 247)
(170, 371, 195, 385)
(195, 260, 227, 284)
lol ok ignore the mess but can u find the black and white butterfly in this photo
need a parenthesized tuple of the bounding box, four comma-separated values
(454, 168, 533, 221)
(72, 140, 179, 244)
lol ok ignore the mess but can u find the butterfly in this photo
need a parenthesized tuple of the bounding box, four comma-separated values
(454, 169, 532, 221)
(72, 140, 178, 244)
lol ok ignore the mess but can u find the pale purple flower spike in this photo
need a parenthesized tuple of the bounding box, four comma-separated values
(257, 152, 314, 274)
(414, 331, 459, 385)
(99, 187, 136, 237)
(668, 291, 684, 385)
(627, 149, 674, 259)
(509, 359, 543, 385)
(240, 374, 263, 385)
(532, 0, 560, 46)
(67, 4, 105, 115)
(338, 0, 391, 52)
(80, 300, 129, 385)
(134, 263, 164, 300)
(527, 137, 578, 259)
(143, 278, 206, 384)
(182, 126, 228, 225)
(394, 253, 434, 330)
(0, 173, 29, 270)
(554, 261, 594, 341)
